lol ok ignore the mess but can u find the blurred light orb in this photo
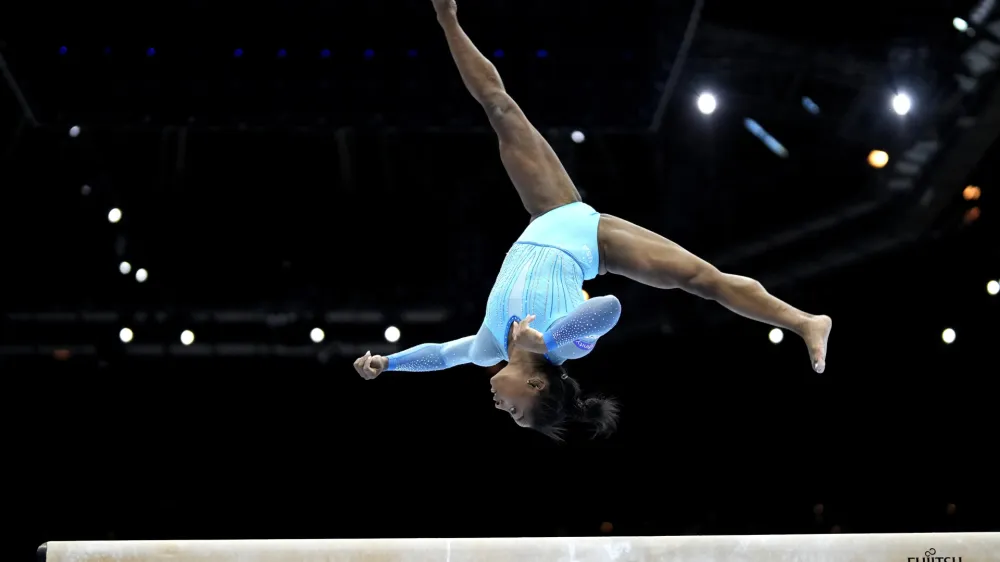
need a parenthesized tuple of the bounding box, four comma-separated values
(384, 325, 401, 343)
(769, 328, 784, 344)
(310, 328, 325, 343)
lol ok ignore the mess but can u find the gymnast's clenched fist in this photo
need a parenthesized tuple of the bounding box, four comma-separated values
(353, 351, 388, 380)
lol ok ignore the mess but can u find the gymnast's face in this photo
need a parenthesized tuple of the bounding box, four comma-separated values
(490, 364, 545, 428)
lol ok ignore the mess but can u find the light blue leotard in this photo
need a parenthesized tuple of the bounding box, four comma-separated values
(385, 202, 621, 372)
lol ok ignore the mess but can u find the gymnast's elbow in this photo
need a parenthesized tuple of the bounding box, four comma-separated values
(595, 294, 623, 325)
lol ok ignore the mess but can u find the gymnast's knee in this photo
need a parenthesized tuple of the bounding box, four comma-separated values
(683, 266, 727, 300)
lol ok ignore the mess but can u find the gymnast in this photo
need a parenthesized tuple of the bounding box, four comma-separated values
(354, 0, 832, 439)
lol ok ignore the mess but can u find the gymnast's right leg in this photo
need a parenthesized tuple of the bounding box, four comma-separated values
(430, 0, 581, 219)
(598, 214, 833, 373)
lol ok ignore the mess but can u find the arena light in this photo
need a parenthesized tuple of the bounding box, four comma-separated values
(892, 93, 912, 116)
(769, 328, 784, 344)
(135, 268, 148, 283)
(744, 118, 788, 158)
(801, 96, 820, 115)
(108, 208, 122, 223)
(963, 185, 981, 200)
(180, 330, 195, 346)
(119, 261, 131, 275)
(69, 125, 80, 138)
(868, 150, 889, 168)
(953, 17, 969, 32)
(696, 92, 717, 115)
(942, 328, 956, 344)
(384, 325, 401, 343)
(310, 328, 325, 343)
(119, 327, 134, 343)
(988, 280, 999, 296)
(571, 130, 585, 143)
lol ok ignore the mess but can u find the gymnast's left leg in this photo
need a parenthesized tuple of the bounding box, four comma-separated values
(598, 214, 832, 373)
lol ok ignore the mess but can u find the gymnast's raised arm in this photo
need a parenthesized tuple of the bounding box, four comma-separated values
(431, 0, 580, 217)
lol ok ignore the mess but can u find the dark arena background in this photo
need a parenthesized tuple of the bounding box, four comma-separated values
(3, 0, 999, 558)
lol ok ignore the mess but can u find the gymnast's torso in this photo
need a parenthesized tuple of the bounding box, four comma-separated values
(484, 242, 590, 361)
(385, 203, 621, 372)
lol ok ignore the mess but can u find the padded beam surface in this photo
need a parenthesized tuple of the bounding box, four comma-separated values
(39, 533, 998, 562)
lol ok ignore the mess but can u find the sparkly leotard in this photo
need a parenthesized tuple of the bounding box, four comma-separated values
(386, 202, 621, 372)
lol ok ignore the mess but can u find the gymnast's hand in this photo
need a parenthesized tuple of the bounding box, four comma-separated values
(431, 0, 457, 16)
(353, 351, 388, 380)
(510, 315, 547, 354)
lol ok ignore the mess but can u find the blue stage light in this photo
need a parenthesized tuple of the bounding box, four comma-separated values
(364, 48, 375, 59)
(536, 49, 548, 58)
(59, 46, 68, 55)
(234, 48, 243, 58)
(277, 49, 287, 58)
(493, 49, 504, 58)
(320, 49, 331, 58)
(146, 47, 156, 57)
(407, 49, 418, 58)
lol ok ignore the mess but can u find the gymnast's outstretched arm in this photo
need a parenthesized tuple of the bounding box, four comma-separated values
(353, 336, 475, 379)
(430, 0, 581, 216)
(353, 325, 502, 379)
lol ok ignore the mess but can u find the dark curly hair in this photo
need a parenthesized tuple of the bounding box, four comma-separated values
(530, 359, 620, 441)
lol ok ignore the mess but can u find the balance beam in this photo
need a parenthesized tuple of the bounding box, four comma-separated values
(37, 533, 998, 562)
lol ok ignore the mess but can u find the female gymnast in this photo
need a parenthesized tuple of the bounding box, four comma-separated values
(353, 0, 833, 439)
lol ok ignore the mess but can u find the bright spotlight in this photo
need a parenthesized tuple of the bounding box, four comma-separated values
(892, 93, 912, 116)
(119, 327, 134, 343)
(135, 268, 148, 283)
(697, 92, 717, 115)
(941, 328, 956, 344)
(768, 328, 784, 344)
(570, 130, 585, 143)
(384, 325, 401, 343)
(69, 126, 80, 138)
(310, 328, 325, 343)
(868, 150, 889, 169)
(953, 18, 968, 32)
(108, 208, 122, 223)
(180, 330, 195, 346)
(988, 280, 999, 296)
(119, 261, 131, 275)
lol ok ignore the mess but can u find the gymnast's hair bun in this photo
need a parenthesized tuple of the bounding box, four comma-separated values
(578, 395, 620, 436)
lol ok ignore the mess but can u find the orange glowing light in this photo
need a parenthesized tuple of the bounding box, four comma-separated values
(868, 150, 889, 168)
(963, 206, 981, 224)
(963, 185, 981, 201)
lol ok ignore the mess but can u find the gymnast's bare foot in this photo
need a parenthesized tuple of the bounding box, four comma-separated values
(801, 315, 832, 373)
